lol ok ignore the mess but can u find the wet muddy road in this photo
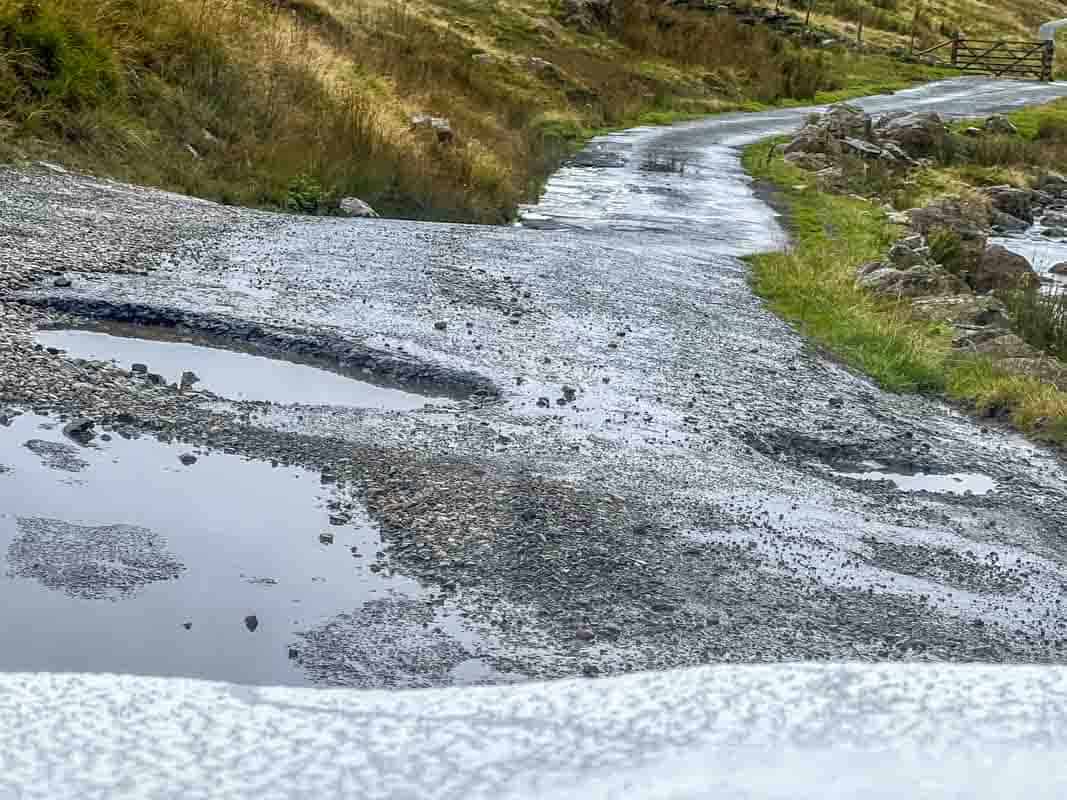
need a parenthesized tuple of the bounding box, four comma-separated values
(4, 78, 1067, 685)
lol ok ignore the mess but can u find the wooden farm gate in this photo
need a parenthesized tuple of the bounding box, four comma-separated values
(914, 36, 1054, 82)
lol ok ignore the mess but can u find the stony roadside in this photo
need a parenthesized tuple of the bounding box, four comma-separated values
(5, 84, 1067, 686)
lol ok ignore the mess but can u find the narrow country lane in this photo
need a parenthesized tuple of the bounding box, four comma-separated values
(3, 78, 1067, 686)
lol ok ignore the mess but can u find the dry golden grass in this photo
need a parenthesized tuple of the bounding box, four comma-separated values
(0, 0, 941, 220)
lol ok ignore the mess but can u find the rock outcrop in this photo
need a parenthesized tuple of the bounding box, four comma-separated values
(972, 245, 1040, 293)
(559, 0, 615, 32)
(782, 105, 944, 170)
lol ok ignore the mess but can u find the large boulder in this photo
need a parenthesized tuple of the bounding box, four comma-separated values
(909, 197, 990, 241)
(972, 245, 1039, 293)
(559, 0, 615, 32)
(842, 137, 887, 159)
(983, 114, 1019, 136)
(1038, 172, 1067, 193)
(887, 240, 927, 268)
(1051, 262, 1067, 276)
(983, 186, 1035, 224)
(874, 111, 947, 157)
(990, 209, 1030, 232)
(970, 333, 1042, 359)
(784, 123, 842, 157)
(338, 197, 379, 218)
(909, 295, 1009, 328)
(856, 264, 968, 298)
(819, 104, 870, 139)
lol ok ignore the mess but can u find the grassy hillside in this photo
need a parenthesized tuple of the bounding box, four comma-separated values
(0, 0, 946, 222)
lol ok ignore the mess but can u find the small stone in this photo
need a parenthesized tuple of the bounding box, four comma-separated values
(828, 397, 844, 409)
(62, 418, 95, 439)
(244, 615, 259, 632)
(651, 602, 677, 613)
(536, 397, 551, 408)
(179, 453, 197, 466)
(182, 622, 192, 630)
(319, 533, 334, 545)
(179, 371, 200, 390)
(53, 277, 72, 288)
(1051, 262, 1067, 276)
(328, 514, 349, 526)
(576, 627, 596, 641)
(561, 385, 577, 402)
(131, 363, 148, 374)
(581, 664, 600, 678)
(434, 321, 448, 331)
(288, 648, 299, 660)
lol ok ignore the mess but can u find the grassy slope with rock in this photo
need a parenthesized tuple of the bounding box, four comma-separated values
(0, 0, 949, 223)
(744, 101, 1067, 446)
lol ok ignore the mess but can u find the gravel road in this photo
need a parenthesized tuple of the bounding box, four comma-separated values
(3, 78, 1067, 685)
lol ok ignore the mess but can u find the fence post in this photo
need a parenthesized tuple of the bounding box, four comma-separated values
(908, 3, 922, 55)
(951, 33, 961, 67)
(805, 0, 814, 29)
(1044, 40, 1055, 82)
(856, 8, 864, 46)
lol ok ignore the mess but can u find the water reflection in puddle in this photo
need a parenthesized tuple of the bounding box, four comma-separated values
(832, 466, 996, 496)
(36, 326, 449, 410)
(0, 413, 494, 686)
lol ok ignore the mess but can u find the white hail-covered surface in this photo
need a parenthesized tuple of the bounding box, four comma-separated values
(1, 664, 1066, 798)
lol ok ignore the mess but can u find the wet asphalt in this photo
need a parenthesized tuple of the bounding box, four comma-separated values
(4, 78, 1067, 684)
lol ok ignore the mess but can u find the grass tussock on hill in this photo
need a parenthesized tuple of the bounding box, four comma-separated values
(0, 0, 938, 222)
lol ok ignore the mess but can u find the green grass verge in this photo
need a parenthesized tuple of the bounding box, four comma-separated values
(742, 139, 1067, 445)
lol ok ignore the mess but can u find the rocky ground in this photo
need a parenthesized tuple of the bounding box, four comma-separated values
(4, 79, 1067, 686)
(781, 101, 1067, 390)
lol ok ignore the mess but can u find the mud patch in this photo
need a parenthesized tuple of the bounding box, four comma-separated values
(294, 596, 499, 688)
(9, 518, 184, 600)
(23, 439, 89, 472)
(746, 429, 947, 475)
(861, 538, 1030, 596)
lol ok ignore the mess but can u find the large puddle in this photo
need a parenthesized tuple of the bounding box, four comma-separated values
(0, 413, 499, 686)
(831, 465, 996, 496)
(36, 326, 449, 410)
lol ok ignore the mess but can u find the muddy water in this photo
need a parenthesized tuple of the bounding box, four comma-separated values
(830, 467, 997, 496)
(36, 326, 449, 410)
(0, 413, 487, 686)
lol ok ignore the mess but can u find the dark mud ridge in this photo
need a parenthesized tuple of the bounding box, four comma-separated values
(14, 293, 499, 401)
